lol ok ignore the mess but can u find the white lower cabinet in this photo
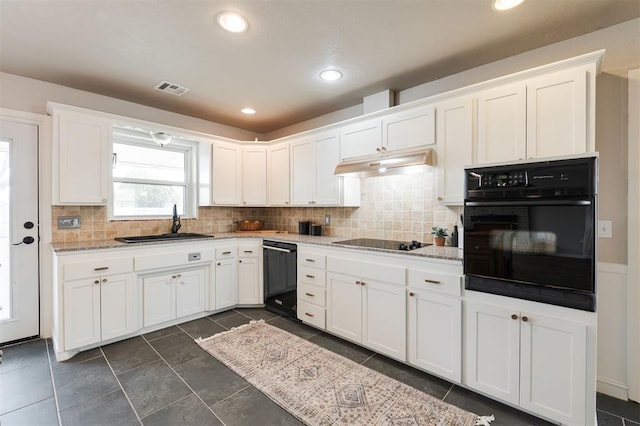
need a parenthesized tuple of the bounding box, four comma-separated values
(215, 259, 238, 310)
(64, 272, 136, 350)
(326, 256, 406, 361)
(464, 300, 587, 425)
(143, 268, 206, 328)
(238, 244, 262, 305)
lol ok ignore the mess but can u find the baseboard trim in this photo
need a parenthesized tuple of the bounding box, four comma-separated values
(597, 376, 629, 401)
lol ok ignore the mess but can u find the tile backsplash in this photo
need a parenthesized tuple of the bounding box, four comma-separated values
(52, 172, 462, 244)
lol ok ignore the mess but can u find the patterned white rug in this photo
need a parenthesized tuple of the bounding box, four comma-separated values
(196, 320, 484, 426)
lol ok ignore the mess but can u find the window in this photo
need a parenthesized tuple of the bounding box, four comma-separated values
(111, 127, 197, 219)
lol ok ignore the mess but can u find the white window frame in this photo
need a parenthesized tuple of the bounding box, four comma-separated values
(108, 127, 198, 221)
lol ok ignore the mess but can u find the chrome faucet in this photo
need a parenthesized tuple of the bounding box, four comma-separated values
(170, 204, 181, 234)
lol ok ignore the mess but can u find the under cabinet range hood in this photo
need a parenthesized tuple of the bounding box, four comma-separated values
(334, 148, 434, 178)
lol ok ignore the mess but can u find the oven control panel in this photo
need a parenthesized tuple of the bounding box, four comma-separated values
(480, 171, 528, 187)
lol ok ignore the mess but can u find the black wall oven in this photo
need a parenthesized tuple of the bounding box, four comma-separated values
(463, 156, 597, 311)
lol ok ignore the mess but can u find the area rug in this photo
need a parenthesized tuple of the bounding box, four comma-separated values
(196, 320, 483, 426)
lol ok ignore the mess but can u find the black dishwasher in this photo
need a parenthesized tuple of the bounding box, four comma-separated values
(263, 240, 297, 317)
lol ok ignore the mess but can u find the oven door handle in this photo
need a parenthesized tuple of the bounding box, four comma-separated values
(465, 199, 593, 207)
(262, 245, 293, 253)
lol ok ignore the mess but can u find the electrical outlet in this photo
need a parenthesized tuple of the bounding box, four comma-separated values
(598, 220, 612, 238)
(57, 216, 81, 229)
(324, 214, 331, 225)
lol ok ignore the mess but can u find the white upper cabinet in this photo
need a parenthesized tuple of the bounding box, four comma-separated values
(476, 63, 593, 165)
(435, 96, 473, 205)
(339, 118, 382, 160)
(211, 141, 242, 205)
(267, 142, 290, 206)
(52, 107, 111, 205)
(476, 83, 527, 164)
(339, 104, 435, 161)
(526, 67, 588, 158)
(383, 104, 435, 151)
(241, 145, 267, 206)
(290, 131, 360, 207)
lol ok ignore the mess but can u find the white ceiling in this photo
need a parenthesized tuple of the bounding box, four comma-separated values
(1, 0, 639, 133)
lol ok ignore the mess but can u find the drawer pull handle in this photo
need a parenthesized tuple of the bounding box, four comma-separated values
(243, 250, 253, 254)
(511, 314, 518, 320)
(305, 274, 315, 279)
(424, 279, 441, 284)
(409, 292, 415, 297)
(306, 258, 315, 262)
(305, 292, 315, 297)
(222, 251, 232, 255)
(522, 316, 529, 322)
(94, 267, 109, 271)
(305, 312, 314, 317)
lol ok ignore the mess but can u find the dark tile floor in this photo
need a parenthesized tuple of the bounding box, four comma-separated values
(1, 308, 638, 425)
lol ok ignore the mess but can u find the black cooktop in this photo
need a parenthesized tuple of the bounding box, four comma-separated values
(332, 238, 430, 251)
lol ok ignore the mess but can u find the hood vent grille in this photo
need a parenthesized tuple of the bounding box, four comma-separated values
(334, 149, 434, 178)
(154, 81, 190, 96)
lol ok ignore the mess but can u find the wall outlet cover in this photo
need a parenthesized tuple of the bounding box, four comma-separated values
(324, 214, 331, 225)
(598, 220, 612, 238)
(57, 216, 81, 229)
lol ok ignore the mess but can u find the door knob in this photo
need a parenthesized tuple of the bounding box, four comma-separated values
(13, 236, 35, 245)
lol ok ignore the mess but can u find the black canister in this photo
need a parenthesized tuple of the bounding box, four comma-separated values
(311, 225, 322, 236)
(298, 221, 311, 235)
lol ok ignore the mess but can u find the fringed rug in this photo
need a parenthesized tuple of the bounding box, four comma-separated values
(196, 320, 483, 426)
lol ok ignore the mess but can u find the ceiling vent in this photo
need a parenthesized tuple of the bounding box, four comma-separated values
(154, 81, 190, 96)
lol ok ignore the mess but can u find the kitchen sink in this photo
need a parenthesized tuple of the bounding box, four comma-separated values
(115, 233, 213, 243)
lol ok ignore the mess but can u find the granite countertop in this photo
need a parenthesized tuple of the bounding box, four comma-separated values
(51, 232, 463, 262)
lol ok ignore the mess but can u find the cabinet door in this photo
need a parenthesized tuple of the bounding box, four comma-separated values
(100, 274, 137, 341)
(326, 273, 362, 343)
(143, 273, 176, 327)
(464, 301, 520, 404)
(63, 278, 101, 350)
(362, 280, 406, 361)
(435, 97, 473, 205)
(176, 269, 206, 318)
(476, 84, 526, 164)
(238, 256, 261, 305)
(408, 290, 461, 381)
(314, 132, 341, 205)
(267, 142, 290, 206)
(212, 142, 242, 205)
(520, 313, 587, 425)
(215, 259, 238, 310)
(526, 67, 588, 158)
(242, 146, 267, 205)
(56, 110, 110, 204)
(339, 119, 382, 159)
(383, 104, 435, 151)
(290, 139, 315, 206)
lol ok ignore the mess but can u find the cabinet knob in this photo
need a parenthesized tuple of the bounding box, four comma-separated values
(172, 275, 177, 279)
(360, 281, 366, 286)
(102, 278, 107, 283)
(381, 146, 386, 152)
(376, 147, 381, 152)
(239, 260, 242, 263)
(285, 201, 289, 205)
(94, 279, 100, 285)
(101, 198, 107, 203)
(217, 262, 221, 266)
(409, 292, 415, 297)
(355, 280, 361, 285)
(437, 196, 443, 201)
(511, 314, 518, 320)
(522, 316, 529, 322)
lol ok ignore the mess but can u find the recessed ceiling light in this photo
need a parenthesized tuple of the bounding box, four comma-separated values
(241, 107, 256, 115)
(492, 0, 525, 11)
(319, 69, 343, 81)
(217, 12, 248, 33)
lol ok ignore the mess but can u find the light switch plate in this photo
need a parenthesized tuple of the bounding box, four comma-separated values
(324, 214, 331, 225)
(598, 220, 612, 238)
(57, 216, 81, 229)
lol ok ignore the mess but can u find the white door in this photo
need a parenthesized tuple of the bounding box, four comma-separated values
(175, 269, 206, 318)
(326, 272, 362, 343)
(362, 279, 406, 361)
(0, 120, 39, 344)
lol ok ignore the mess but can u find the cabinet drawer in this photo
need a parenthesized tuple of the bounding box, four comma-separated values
(297, 300, 325, 329)
(298, 252, 326, 268)
(64, 257, 132, 280)
(238, 245, 259, 257)
(327, 257, 405, 286)
(298, 282, 326, 307)
(407, 269, 461, 296)
(135, 249, 214, 271)
(216, 247, 237, 259)
(297, 265, 326, 287)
